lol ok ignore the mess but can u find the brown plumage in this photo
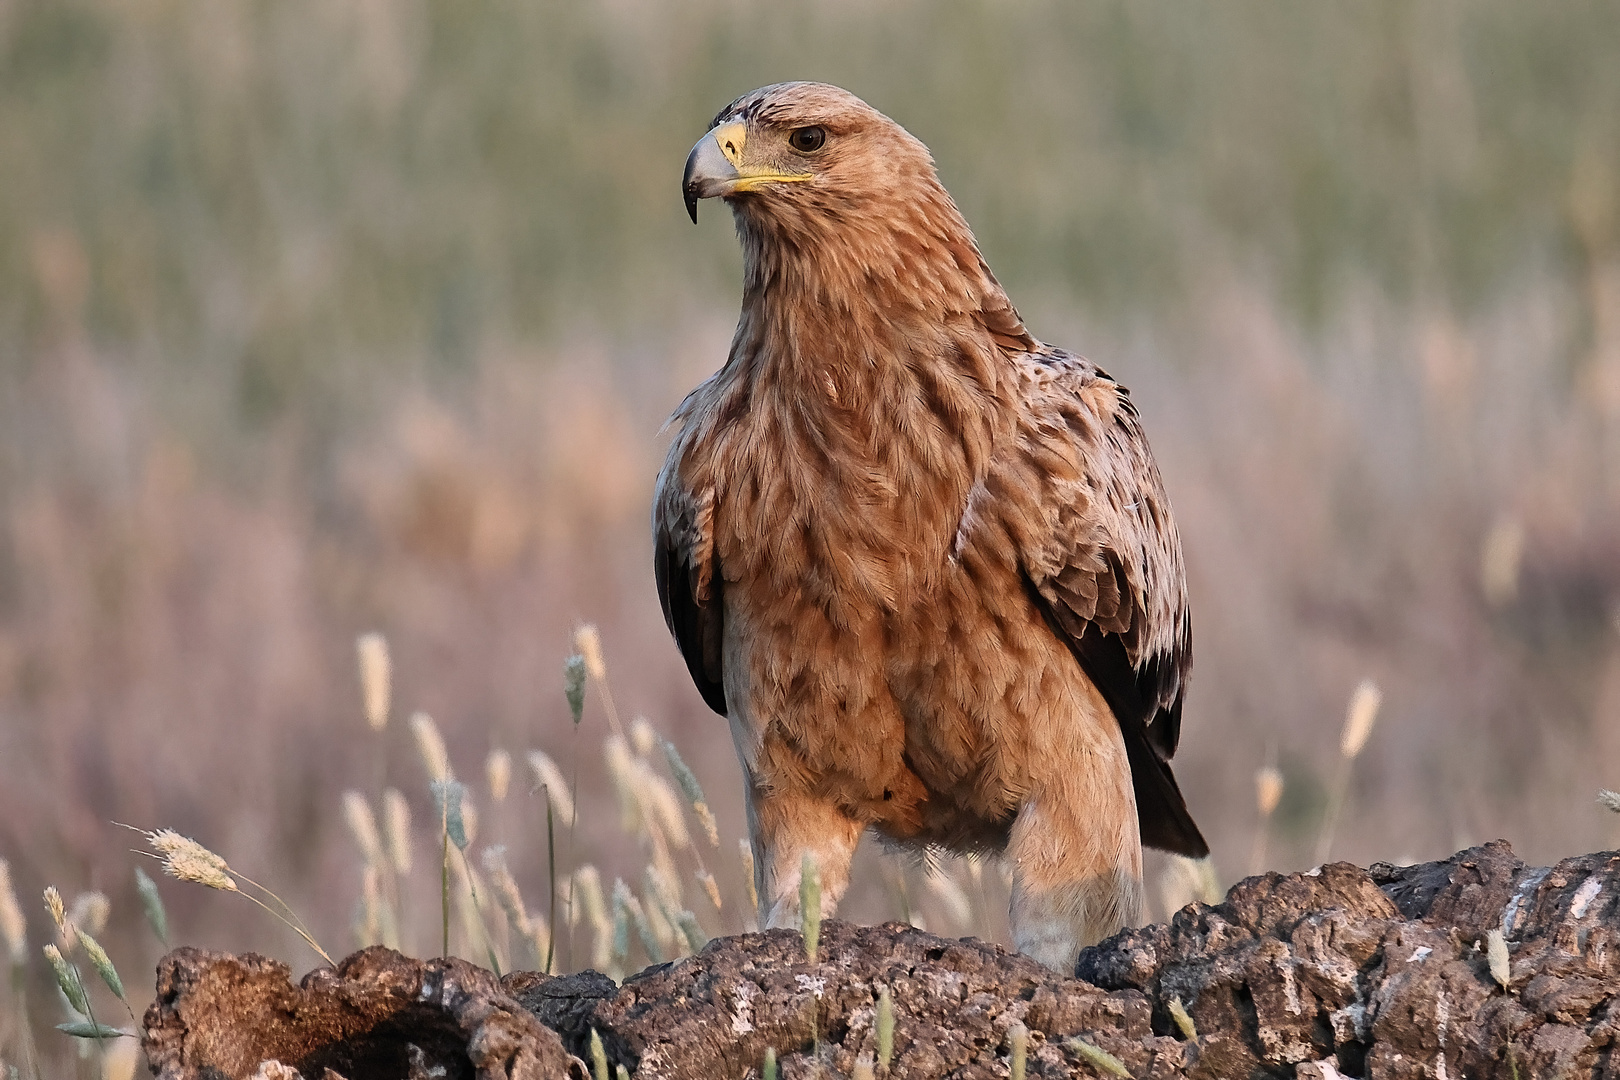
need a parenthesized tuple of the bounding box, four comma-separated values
(656, 82, 1205, 971)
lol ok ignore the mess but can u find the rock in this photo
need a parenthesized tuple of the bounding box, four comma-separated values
(143, 945, 581, 1080)
(143, 843, 1620, 1079)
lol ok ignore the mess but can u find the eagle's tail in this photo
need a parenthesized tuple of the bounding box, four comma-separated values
(1122, 704, 1208, 857)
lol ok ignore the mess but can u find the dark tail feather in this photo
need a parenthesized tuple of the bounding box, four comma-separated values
(1123, 714, 1208, 857)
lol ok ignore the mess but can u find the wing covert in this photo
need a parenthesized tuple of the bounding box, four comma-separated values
(1010, 350, 1205, 856)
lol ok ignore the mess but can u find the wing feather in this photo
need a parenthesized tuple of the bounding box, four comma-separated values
(653, 471, 727, 716)
(1012, 351, 1206, 857)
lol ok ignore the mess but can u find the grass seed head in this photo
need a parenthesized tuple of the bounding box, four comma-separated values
(0, 859, 26, 964)
(1008, 1020, 1028, 1080)
(661, 739, 721, 846)
(486, 749, 512, 803)
(640, 764, 692, 851)
(44, 886, 67, 933)
(68, 891, 110, 946)
(482, 846, 532, 936)
(602, 736, 641, 832)
(1068, 1037, 1131, 1078)
(1487, 928, 1511, 989)
(134, 867, 169, 946)
(696, 869, 723, 912)
(527, 750, 576, 827)
(564, 655, 587, 725)
(1168, 995, 1198, 1040)
(356, 632, 392, 731)
(762, 1047, 778, 1080)
(1255, 765, 1284, 816)
(43, 943, 88, 1014)
(430, 780, 470, 850)
(342, 790, 384, 868)
(853, 1052, 876, 1080)
(1599, 789, 1620, 813)
(147, 830, 237, 891)
(675, 909, 708, 953)
(575, 865, 613, 969)
(78, 931, 127, 1004)
(574, 624, 606, 681)
(1340, 679, 1383, 759)
(630, 716, 658, 758)
(589, 1028, 608, 1080)
(382, 788, 414, 874)
(410, 712, 451, 782)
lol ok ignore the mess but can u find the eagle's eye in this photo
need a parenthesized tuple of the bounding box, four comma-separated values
(788, 126, 826, 153)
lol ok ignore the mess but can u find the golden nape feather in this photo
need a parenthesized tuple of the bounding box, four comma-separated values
(655, 82, 1204, 973)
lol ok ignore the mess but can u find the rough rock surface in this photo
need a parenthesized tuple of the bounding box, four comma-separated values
(144, 842, 1620, 1079)
(143, 947, 580, 1079)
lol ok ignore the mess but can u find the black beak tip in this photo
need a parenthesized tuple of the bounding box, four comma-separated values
(684, 187, 699, 224)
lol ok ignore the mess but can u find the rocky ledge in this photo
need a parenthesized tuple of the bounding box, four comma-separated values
(142, 841, 1620, 1079)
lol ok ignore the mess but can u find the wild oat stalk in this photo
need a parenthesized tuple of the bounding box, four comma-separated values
(77, 932, 135, 1022)
(138, 829, 333, 965)
(1314, 679, 1382, 865)
(44, 942, 125, 1044)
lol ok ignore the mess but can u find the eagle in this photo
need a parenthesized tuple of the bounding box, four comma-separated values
(655, 82, 1205, 971)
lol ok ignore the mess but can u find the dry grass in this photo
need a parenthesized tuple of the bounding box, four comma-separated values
(2, 0, 1620, 1073)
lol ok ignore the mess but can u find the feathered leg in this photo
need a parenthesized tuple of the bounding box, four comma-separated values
(1006, 688, 1143, 972)
(743, 774, 864, 930)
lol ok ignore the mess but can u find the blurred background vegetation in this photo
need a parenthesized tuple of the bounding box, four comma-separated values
(2, 0, 1620, 1068)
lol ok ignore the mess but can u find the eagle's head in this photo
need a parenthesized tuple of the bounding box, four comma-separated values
(683, 82, 945, 236)
(683, 82, 1020, 335)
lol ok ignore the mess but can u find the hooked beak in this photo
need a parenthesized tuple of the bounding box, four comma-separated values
(682, 121, 812, 223)
(683, 123, 744, 224)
